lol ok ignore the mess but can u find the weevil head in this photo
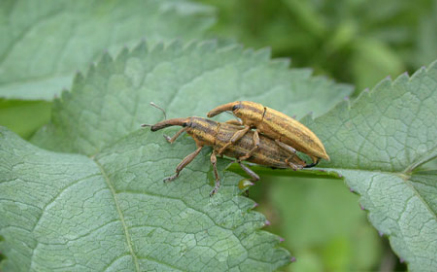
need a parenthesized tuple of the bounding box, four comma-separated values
(232, 101, 264, 126)
(184, 117, 219, 146)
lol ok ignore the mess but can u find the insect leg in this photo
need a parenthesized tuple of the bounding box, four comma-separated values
(303, 159, 320, 168)
(209, 151, 221, 196)
(273, 139, 305, 170)
(218, 125, 251, 155)
(163, 127, 188, 143)
(274, 139, 297, 154)
(237, 161, 260, 181)
(164, 145, 203, 183)
(286, 161, 304, 170)
(238, 130, 260, 161)
(225, 119, 243, 126)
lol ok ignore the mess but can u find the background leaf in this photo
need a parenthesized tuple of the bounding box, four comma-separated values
(0, 0, 215, 139)
(0, 41, 352, 271)
(0, 0, 215, 100)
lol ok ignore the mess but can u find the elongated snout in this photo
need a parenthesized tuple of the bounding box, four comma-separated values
(207, 101, 240, 117)
(149, 118, 190, 131)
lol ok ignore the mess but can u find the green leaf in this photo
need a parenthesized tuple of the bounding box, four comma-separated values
(0, 0, 215, 100)
(1, 126, 289, 271)
(1, 41, 352, 271)
(304, 61, 437, 271)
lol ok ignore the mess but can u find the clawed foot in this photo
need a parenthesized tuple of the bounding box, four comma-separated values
(209, 185, 220, 197)
(163, 174, 177, 183)
(163, 134, 171, 143)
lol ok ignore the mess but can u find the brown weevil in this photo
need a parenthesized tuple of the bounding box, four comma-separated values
(144, 117, 311, 196)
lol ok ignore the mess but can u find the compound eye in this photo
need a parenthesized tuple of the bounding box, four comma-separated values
(232, 104, 241, 111)
(182, 122, 188, 127)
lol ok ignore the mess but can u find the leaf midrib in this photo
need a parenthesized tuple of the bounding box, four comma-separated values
(94, 159, 140, 272)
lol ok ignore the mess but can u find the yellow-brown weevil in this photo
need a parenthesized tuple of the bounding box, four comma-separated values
(207, 101, 330, 166)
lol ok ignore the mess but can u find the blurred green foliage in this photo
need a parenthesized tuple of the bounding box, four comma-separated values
(0, 99, 51, 139)
(269, 177, 382, 271)
(199, 0, 437, 92)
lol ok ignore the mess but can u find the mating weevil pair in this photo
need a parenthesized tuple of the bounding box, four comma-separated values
(144, 101, 329, 196)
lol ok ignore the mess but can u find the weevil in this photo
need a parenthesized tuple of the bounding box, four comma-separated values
(207, 101, 330, 166)
(143, 117, 310, 196)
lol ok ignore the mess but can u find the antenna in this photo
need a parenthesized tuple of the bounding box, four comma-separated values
(141, 102, 167, 127)
(149, 102, 167, 121)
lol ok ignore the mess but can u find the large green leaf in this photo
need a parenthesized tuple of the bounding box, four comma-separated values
(0, 0, 215, 100)
(0, 41, 352, 271)
(303, 61, 437, 271)
(1, 127, 288, 271)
